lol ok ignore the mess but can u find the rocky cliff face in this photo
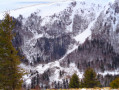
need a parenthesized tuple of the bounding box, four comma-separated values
(1, 0, 119, 89)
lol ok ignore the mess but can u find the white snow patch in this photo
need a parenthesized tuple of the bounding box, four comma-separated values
(64, 63, 83, 79)
(34, 34, 43, 39)
(98, 69, 119, 76)
(74, 28, 91, 44)
(22, 74, 32, 86)
(25, 78, 31, 84)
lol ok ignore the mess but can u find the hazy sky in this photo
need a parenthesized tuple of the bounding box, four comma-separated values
(0, 0, 65, 12)
(0, 0, 115, 13)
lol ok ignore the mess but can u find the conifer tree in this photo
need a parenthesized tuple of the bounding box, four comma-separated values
(69, 73, 80, 88)
(110, 77, 119, 89)
(0, 14, 23, 90)
(82, 68, 100, 88)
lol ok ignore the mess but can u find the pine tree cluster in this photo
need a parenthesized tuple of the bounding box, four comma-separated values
(69, 68, 100, 88)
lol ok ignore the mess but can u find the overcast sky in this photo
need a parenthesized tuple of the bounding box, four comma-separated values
(0, 0, 115, 13)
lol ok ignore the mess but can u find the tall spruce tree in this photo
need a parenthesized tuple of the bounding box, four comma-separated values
(69, 73, 80, 88)
(0, 14, 23, 90)
(82, 68, 100, 88)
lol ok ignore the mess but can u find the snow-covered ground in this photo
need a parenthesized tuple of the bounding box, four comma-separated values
(21, 62, 84, 85)
(21, 58, 119, 86)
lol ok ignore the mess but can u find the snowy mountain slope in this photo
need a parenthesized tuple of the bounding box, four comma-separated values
(0, 0, 114, 19)
(12, 0, 108, 63)
(91, 1, 119, 53)
(1, 0, 119, 89)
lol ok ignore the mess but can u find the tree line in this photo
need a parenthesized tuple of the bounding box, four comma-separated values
(69, 68, 119, 89)
(69, 68, 100, 88)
